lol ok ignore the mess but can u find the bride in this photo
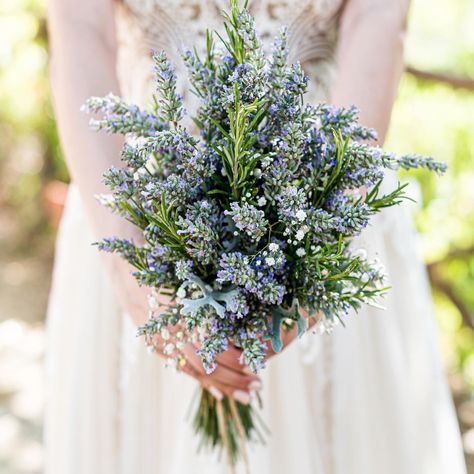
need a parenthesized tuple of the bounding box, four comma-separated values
(46, 0, 467, 473)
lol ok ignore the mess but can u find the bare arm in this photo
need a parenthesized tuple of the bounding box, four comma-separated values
(48, 0, 152, 326)
(269, 0, 410, 357)
(48, 0, 258, 399)
(49, 0, 123, 237)
(331, 0, 411, 143)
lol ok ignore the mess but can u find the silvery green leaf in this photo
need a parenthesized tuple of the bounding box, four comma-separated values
(265, 298, 303, 353)
(178, 274, 239, 318)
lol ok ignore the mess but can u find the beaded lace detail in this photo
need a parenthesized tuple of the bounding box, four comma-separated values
(115, 0, 345, 108)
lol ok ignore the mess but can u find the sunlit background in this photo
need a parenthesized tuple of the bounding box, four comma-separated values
(0, 0, 473, 472)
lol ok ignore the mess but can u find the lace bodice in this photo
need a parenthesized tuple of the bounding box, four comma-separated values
(115, 0, 346, 110)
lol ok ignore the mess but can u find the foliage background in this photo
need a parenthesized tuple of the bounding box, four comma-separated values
(0, 0, 473, 472)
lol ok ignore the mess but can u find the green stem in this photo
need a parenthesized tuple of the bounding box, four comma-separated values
(192, 388, 264, 465)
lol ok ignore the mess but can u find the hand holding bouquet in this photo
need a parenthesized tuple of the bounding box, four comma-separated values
(84, 0, 445, 467)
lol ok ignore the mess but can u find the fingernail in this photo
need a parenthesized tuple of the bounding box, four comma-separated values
(208, 386, 223, 401)
(248, 380, 262, 391)
(233, 390, 250, 405)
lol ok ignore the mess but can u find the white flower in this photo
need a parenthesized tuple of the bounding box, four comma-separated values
(295, 229, 305, 241)
(161, 328, 170, 340)
(269, 243, 279, 252)
(353, 248, 367, 259)
(163, 343, 175, 355)
(295, 210, 307, 222)
(176, 287, 186, 299)
(257, 196, 267, 206)
(147, 293, 159, 310)
(296, 248, 306, 257)
(265, 257, 276, 266)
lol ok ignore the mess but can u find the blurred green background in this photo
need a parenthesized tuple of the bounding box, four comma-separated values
(0, 0, 473, 472)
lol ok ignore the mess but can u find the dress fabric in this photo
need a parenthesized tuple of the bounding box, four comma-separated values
(45, 1, 467, 473)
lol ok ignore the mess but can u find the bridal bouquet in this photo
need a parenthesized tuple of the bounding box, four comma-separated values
(84, 0, 445, 467)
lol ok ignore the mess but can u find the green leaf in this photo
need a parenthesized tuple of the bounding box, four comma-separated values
(366, 181, 414, 210)
(247, 101, 268, 131)
(208, 116, 231, 141)
(191, 116, 205, 130)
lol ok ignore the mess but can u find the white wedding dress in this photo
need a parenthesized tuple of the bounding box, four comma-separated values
(45, 1, 467, 473)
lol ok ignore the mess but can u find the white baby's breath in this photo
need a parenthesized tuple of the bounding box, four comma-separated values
(163, 343, 175, 355)
(269, 243, 279, 252)
(295, 229, 305, 241)
(265, 257, 276, 266)
(295, 209, 307, 222)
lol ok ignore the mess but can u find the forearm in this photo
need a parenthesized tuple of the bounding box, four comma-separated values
(49, 5, 124, 234)
(48, 2, 150, 326)
(331, 1, 410, 143)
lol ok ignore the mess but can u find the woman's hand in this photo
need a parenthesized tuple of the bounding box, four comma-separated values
(150, 337, 261, 404)
(144, 292, 261, 404)
(180, 344, 261, 404)
(178, 311, 317, 401)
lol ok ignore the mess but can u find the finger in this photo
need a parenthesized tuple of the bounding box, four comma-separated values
(200, 377, 255, 404)
(179, 357, 232, 399)
(178, 353, 218, 389)
(209, 383, 253, 405)
(214, 344, 259, 377)
(180, 360, 203, 381)
(179, 360, 226, 400)
(214, 343, 243, 367)
(183, 343, 259, 392)
(180, 347, 260, 404)
(207, 364, 260, 392)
